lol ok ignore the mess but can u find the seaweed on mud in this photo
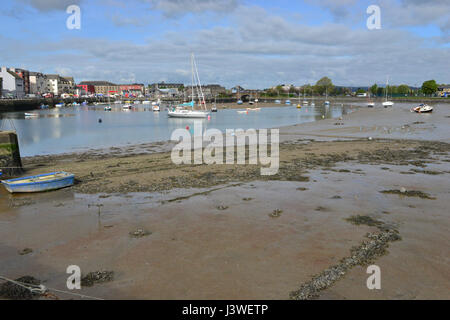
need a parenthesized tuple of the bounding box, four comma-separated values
(410, 169, 443, 175)
(290, 226, 401, 300)
(18, 248, 33, 255)
(81, 271, 114, 287)
(345, 215, 383, 227)
(269, 209, 283, 218)
(0, 276, 41, 300)
(129, 228, 152, 238)
(380, 189, 436, 200)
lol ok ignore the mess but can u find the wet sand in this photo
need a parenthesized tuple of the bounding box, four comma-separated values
(0, 103, 449, 299)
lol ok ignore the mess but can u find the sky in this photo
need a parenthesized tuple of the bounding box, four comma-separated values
(0, 0, 449, 88)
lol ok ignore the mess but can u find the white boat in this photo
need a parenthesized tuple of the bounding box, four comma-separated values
(104, 106, 112, 111)
(285, 100, 291, 105)
(24, 112, 38, 117)
(411, 104, 433, 113)
(114, 101, 122, 104)
(367, 102, 375, 107)
(311, 102, 315, 106)
(383, 76, 394, 107)
(142, 101, 151, 105)
(123, 105, 133, 110)
(167, 54, 210, 119)
(324, 87, 330, 106)
(168, 107, 209, 118)
(134, 101, 141, 105)
(303, 100, 308, 105)
(246, 107, 261, 111)
(249, 100, 254, 105)
(237, 110, 247, 114)
(55, 103, 64, 108)
(152, 105, 160, 112)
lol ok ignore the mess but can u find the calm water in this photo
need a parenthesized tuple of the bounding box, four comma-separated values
(0, 103, 354, 156)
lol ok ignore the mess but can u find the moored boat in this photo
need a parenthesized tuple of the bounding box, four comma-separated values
(411, 104, 433, 113)
(1, 172, 75, 193)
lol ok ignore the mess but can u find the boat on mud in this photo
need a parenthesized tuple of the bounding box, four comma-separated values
(411, 104, 433, 113)
(1, 172, 75, 193)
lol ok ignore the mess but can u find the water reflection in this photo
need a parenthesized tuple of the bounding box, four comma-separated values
(0, 104, 355, 156)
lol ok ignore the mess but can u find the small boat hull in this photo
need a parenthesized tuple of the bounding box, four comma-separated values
(168, 110, 209, 118)
(1, 172, 75, 193)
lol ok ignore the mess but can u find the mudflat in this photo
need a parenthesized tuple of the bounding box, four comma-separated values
(1, 103, 449, 299)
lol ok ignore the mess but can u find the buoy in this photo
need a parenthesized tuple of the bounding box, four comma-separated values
(98, 118, 102, 123)
(208, 115, 211, 120)
(186, 126, 190, 130)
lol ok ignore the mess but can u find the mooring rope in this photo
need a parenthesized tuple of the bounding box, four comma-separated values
(0, 275, 104, 300)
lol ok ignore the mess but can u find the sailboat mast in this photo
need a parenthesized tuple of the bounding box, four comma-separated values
(191, 53, 194, 105)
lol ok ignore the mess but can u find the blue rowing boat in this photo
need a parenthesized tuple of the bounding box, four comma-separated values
(1, 172, 75, 193)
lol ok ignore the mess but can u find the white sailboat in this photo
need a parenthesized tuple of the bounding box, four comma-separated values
(168, 54, 210, 119)
(382, 76, 394, 107)
(324, 87, 330, 106)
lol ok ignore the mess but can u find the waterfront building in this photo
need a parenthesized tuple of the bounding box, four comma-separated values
(0, 78, 2, 98)
(59, 76, 76, 94)
(0, 66, 25, 98)
(78, 81, 120, 95)
(119, 84, 145, 96)
(77, 83, 95, 95)
(8, 68, 31, 94)
(45, 75, 60, 96)
(29, 72, 46, 95)
(437, 85, 450, 97)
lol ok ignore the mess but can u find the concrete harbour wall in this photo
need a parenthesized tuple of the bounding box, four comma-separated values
(0, 131, 23, 177)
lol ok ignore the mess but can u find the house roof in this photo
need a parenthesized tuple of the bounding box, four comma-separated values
(7, 71, 23, 80)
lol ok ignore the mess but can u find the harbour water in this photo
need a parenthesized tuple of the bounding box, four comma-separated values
(0, 103, 355, 157)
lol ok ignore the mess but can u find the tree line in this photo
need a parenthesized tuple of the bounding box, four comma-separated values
(263, 77, 447, 97)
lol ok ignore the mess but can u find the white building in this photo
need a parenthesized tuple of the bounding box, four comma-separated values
(0, 66, 25, 98)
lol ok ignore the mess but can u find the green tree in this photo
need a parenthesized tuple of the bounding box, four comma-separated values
(397, 84, 410, 95)
(356, 88, 366, 94)
(421, 80, 438, 95)
(370, 84, 378, 96)
(315, 77, 334, 96)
